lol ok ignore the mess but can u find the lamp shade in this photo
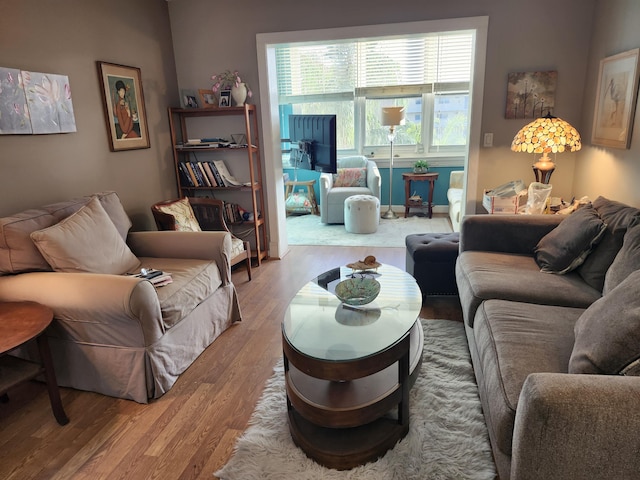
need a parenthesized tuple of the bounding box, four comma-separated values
(511, 113, 582, 155)
(381, 106, 406, 126)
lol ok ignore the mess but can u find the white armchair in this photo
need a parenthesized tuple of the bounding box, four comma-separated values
(319, 156, 381, 224)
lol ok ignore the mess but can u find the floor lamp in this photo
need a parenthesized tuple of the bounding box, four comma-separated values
(381, 106, 405, 219)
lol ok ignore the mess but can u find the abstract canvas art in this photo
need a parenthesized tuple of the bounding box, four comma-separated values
(0, 67, 77, 134)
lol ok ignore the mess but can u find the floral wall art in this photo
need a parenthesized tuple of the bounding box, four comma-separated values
(505, 71, 557, 119)
(0, 67, 77, 135)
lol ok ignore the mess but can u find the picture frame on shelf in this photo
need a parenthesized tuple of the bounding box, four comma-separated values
(199, 89, 216, 108)
(97, 61, 150, 151)
(592, 48, 640, 149)
(219, 90, 231, 108)
(181, 89, 199, 108)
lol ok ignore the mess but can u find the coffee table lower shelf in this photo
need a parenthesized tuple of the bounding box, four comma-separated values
(288, 408, 408, 470)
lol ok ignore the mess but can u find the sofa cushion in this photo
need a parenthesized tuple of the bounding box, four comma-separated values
(603, 223, 640, 295)
(455, 251, 601, 327)
(472, 299, 583, 455)
(577, 196, 640, 291)
(534, 204, 606, 274)
(0, 191, 131, 275)
(569, 269, 640, 375)
(137, 256, 222, 329)
(30, 196, 140, 275)
(333, 167, 367, 187)
(155, 198, 202, 232)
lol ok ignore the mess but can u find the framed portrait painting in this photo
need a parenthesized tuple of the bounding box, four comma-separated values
(592, 48, 640, 149)
(97, 61, 150, 151)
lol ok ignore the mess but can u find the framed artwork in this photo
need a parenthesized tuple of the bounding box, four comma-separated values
(181, 89, 199, 108)
(592, 48, 640, 149)
(218, 90, 231, 108)
(97, 61, 149, 151)
(505, 71, 557, 119)
(199, 89, 216, 108)
(0, 67, 77, 135)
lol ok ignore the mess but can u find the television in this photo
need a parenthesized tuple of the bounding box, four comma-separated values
(288, 114, 337, 174)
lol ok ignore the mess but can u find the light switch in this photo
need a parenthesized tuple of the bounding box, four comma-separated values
(483, 133, 493, 147)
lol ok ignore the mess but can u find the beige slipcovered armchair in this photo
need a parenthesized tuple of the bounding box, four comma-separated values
(319, 155, 381, 224)
(0, 192, 241, 403)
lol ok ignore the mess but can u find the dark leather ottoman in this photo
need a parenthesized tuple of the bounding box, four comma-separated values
(405, 232, 460, 295)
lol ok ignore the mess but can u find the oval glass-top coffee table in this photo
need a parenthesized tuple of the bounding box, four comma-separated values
(282, 264, 423, 470)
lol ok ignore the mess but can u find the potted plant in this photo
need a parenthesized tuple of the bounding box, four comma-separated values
(413, 160, 429, 174)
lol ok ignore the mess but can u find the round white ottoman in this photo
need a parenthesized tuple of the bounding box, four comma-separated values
(344, 195, 380, 234)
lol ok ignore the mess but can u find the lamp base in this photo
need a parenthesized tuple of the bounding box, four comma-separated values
(532, 165, 555, 184)
(381, 208, 398, 219)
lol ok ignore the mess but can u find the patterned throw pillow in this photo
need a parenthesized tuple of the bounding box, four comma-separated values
(333, 168, 367, 188)
(156, 198, 202, 232)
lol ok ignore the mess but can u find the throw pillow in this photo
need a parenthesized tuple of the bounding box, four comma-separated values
(156, 198, 202, 232)
(603, 223, 640, 295)
(30, 196, 140, 274)
(333, 168, 367, 188)
(534, 204, 607, 274)
(569, 269, 640, 375)
(576, 196, 640, 291)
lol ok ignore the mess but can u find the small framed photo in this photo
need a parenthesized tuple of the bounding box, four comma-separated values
(218, 90, 231, 108)
(592, 48, 640, 149)
(97, 61, 150, 151)
(199, 89, 217, 108)
(180, 89, 199, 108)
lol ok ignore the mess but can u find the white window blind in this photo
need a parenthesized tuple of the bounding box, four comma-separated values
(276, 32, 473, 98)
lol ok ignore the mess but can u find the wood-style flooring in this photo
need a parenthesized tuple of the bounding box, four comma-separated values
(0, 245, 462, 480)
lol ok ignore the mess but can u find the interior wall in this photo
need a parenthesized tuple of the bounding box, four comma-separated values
(168, 0, 595, 214)
(573, 0, 640, 207)
(0, 0, 179, 229)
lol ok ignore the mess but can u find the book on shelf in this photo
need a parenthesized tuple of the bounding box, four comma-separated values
(207, 161, 225, 186)
(188, 161, 207, 186)
(213, 160, 243, 186)
(178, 162, 195, 186)
(196, 162, 212, 186)
(184, 162, 199, 186)
(202, 162, 218, 186)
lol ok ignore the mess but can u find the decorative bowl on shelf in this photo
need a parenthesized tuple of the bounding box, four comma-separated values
(335, 277, 380, 306)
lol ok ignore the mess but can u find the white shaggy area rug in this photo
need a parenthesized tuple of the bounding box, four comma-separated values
(214, 319, 496, 480)
(286, 214, 452, 248)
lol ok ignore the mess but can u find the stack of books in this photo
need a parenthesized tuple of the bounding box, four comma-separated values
(133, 269, 173, 287)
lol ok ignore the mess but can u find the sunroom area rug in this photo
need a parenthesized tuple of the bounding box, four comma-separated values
(214, 319, 496, 480)
(286, 213, 452, 248)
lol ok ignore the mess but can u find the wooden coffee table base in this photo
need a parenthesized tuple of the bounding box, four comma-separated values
(284, 320, 423, 470)
(288, 409, 408, 470)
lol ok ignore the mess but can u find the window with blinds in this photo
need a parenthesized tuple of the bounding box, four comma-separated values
(276, 31, 473, 160)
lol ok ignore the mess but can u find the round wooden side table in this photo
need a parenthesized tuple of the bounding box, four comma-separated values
(0, 301, 69, 425)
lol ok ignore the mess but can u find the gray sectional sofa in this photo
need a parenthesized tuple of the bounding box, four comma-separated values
(455, 197, 640, 480)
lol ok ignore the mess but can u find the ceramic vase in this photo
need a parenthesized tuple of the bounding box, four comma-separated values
(231, 82, 248, 106)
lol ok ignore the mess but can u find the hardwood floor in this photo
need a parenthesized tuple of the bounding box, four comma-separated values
(0, 245, 462, 480)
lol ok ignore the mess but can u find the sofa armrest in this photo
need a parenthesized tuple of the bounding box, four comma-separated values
(127, 230, 232, 285)
(366, 160, 382, 200)
(319, 173, 333, 223)
(449, 170, 464, 189)
(511, 372, 640, 480)
(0, 272, 164, 345)
(459, 214, 563, 254)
